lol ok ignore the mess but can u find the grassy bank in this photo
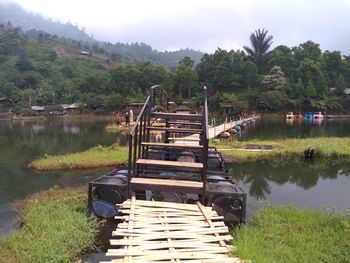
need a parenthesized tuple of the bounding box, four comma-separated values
(29, 144, 129, 170)
(0, 188, 98, 263)
(211, 137, 350, 162)
(30, 137, 350, 171)
(233, 206, 350, 262)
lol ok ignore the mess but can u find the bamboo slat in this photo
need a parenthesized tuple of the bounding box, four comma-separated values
(102, 199, 242, 263)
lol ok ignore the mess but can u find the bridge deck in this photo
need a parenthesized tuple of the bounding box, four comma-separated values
(172, 117, 256, 145)
(102, 195, 242, 263)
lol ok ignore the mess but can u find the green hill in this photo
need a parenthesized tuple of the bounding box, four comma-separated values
(0, 2, 203, 68)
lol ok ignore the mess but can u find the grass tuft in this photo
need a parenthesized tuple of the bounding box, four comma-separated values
(0, 188, 98, 263)
(233, 206, 350, 263)
(212, 137, 350, 162)
(29, 144, 129, 170)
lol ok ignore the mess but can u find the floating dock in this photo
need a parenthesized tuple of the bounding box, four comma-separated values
(102, 195, 242, 263)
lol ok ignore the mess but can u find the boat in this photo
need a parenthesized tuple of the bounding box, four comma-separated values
(286, 112, 294, 119)
(313, 112, 324, 119)
(304, 112, 313, 118)
(294, 112, 302, 118)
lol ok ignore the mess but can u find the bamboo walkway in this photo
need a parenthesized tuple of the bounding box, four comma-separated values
(102, 195, 243, 263)
(173, 117, 257, 145)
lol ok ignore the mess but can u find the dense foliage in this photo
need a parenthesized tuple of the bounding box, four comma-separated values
(1, 10, 350, 114)
(198, 31, 350, 112)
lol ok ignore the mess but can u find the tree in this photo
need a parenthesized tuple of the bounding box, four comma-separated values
(269, 45, 298, 81)
(335, 74, 346, 96)
(261, 66, 287, 91)
(173, 62, 198, 99)
(179, 56, 194, 67)
(305, 80, 317, 99)
(322, 51, 342, 86)
(258, 90, 288, 111)
(293, 41, 322, 63)
(244, 28, 273, 73)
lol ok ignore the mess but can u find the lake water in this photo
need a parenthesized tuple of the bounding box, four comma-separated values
(0, 119, 123, 236)
(0, 115, 350, 236)
(239, 114, 350, 140)
(231, 114, 350, 218)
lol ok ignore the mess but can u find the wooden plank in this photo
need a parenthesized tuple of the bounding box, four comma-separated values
(105, 198, 241, 263)
(115, 215, 224, 222)
(197, 202, 229, 249)
(168, 137, 201, 141)
(111, 251, 233, 261)
(113, 228, 229, 237)
(141, 142, 203, 149)
(113, 226, 228, 234)
(146, 126, 203, 133)
(152, 112, 203, 121)
(110, 235, 233, 246)
(131, 177, 203, 189)
(117, 221, 226, 229)
(124, 193, 136, 262)
(107, 246, 230, 256)
(167, 121, 203, 126)
(136, 159, 203, 169)
(118, 200, 211, 211)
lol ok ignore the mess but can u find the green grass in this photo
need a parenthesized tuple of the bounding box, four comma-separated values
(29, 144, 129, 170)
(233, 206, 350, 263)
(211, 137, 350, 162)
(0, 188, 98, 263)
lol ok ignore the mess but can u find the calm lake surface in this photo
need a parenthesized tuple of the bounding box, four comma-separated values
(0, 119, 124, 236)
(0, 115, 350, 236)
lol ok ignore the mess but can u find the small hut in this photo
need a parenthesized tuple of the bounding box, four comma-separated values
(219, 102, 233, 115)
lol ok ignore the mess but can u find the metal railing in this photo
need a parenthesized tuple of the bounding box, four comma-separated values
(201, 86, 209, 203)
(127, 85, 209, 202)
(127, 85, 169, 194)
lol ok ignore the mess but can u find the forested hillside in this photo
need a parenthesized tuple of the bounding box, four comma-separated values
(0, 2, 93, 42)
(1, 17, 350, 115)
(0, 2, 203, 68)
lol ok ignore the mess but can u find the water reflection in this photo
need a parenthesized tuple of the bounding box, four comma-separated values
(242, 114, 350, 140)
(0, 119, 126, 237)
(229, 159, 350, 210)
(63, 123, 80, 134)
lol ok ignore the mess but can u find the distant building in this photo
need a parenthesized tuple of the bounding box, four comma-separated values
(219, 102, 233, 115)
(61, 103, 79, 110)
(31, 106, 45, 112)
(79, 51, 91, 57)
(0, 97, 12, 107)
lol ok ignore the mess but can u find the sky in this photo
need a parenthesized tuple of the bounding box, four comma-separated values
(7, 0, 350, 54)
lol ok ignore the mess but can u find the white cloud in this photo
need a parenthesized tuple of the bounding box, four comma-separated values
(8, 0, 350, 54)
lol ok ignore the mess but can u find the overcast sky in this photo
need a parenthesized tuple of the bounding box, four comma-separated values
(8, 0, 350, 54)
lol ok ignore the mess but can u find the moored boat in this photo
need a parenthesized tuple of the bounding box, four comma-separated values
(313, 112, 324, 119)
(286, 112, 294, 119)
(304, 112, 313, 118)
(294, 112, 302, 118)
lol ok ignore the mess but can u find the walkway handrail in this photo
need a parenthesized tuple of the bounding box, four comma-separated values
(127, 85, 169, 195)
(201, 86, 209, 203)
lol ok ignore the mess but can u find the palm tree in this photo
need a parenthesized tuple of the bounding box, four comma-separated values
(244, 28, 273, 73)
